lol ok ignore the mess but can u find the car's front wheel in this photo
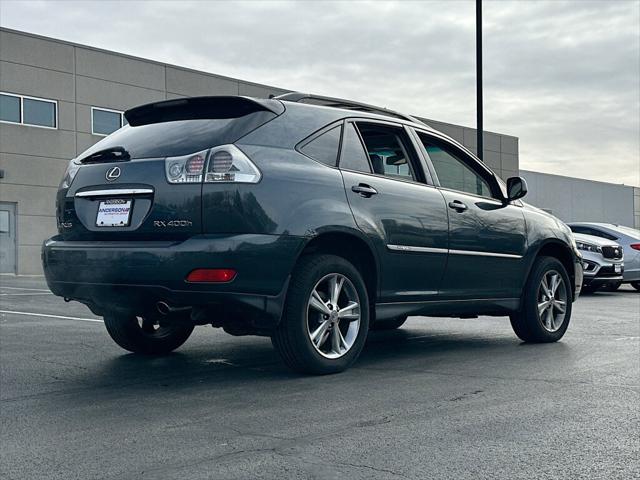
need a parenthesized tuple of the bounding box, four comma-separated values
(510, 256, 572, 343)
(103, 312, 194, 354)
(271, 254, 370, 374)
(631, 281, 640, 291)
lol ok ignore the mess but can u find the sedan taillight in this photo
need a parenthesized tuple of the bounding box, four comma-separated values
(630, 243, 640, 251)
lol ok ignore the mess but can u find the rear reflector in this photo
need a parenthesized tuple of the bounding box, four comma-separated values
(631, 243, 640, 251)
(186, 268, 237, 283)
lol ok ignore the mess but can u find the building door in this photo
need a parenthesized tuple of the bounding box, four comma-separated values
(0, 203, 17, 274)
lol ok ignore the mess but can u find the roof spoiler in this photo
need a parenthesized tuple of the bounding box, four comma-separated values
(124, 96, 285, 127)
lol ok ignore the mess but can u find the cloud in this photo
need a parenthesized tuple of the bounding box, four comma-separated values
(1, 0, 638, 185)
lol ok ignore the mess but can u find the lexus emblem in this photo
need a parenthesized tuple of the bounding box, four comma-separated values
(106, 166, 121, 181)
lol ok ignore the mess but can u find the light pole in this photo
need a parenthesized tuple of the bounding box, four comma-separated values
(476, 0, 483, 161)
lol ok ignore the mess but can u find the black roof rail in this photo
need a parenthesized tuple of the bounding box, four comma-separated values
(274, 92, 424, 124)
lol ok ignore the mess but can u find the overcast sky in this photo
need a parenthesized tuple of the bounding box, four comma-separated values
(1, 0, 638, 186)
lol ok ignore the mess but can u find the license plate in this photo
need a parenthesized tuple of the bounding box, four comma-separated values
(96, 199, 132, 227)
(614, 264, 622, 273)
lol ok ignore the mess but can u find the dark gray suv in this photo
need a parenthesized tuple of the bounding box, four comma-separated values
(42, 94, 583, 374)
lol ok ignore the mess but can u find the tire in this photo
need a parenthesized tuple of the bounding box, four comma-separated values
(103, 312, 194, 355)
(271, 254, 370, 375)
(631, 281, 640, 291)
(601, 281, 622, 292)
(510, 256, 572, 343)
(371, 316, 407, 331)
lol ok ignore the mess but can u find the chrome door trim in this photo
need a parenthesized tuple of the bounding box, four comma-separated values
(449, 249, 522, 259)
(387, 244, 448, 254)
(75, 188, 154, 198)
(387, 244, 522, 259)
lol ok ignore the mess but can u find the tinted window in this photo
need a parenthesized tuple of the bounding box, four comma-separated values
(0, 94, 20, 123)
(78, 110, 276, 161)
(300, 125, 341, 166)
(23, 98, 56, 127)
(93, 108, 123, 135)
(569, 226, 617, 240)
(339, 123, 371, 173)
(612, 225, 640, 239)
(357, 124, 415, 180)
(419, 134, 493, 197)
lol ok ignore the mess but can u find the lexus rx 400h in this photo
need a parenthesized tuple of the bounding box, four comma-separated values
(42, 94, 583, 374)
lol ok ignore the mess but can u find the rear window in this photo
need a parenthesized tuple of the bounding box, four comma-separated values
(77, 110, 276, 161)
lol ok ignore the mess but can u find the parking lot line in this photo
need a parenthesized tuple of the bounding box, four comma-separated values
(0, 286, 52, 292)
(0, 293, 53, 296)
(0, 310, 103, 323)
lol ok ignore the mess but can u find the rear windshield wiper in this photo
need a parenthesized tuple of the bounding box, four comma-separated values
(79, 147, 131, 164)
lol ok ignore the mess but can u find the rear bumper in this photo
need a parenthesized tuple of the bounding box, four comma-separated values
(42, 234, 305, 329)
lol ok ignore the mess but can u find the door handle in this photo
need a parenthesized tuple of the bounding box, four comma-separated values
(352, 184, 378, 197)
(448, 200, 468, 212)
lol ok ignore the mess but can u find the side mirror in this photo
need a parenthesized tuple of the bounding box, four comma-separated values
(507, 176, 528, 201)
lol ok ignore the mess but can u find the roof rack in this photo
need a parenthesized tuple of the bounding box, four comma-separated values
(273, 92, 423, 124)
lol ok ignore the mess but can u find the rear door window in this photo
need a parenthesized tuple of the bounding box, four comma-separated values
(300, 125, 342, 166)
(355, 123, 418, 181)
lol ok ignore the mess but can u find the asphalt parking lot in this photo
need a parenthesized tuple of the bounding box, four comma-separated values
(1, 276, 638, 480)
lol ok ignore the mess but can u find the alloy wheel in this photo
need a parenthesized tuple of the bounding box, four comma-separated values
(537, 270, 568, 332)
(306, 273, 361, 359)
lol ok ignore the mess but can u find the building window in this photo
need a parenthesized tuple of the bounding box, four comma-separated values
(0, 94, 21, 123)
(92, 107, 125, 136)
(23, 98, 57, 127)
(0, 92, 57, 128)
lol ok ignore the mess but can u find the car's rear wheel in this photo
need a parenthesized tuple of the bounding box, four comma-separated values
(103, 312, 194, 354)
(510, 256, 572, 343)
(630, 281, 640, 291)
(371, 316, 407, 331)
(271, 254, 370, 374)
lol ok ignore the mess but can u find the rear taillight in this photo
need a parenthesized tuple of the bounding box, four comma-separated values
(165, 145, 260, 184)
(204, 145, 260, 183)
(186, 269, 237, 283)
(165, 150, 207, 184)
(631, 243, 640, 251)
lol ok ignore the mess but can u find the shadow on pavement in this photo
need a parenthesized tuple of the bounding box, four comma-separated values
(63, 327, 571, 400)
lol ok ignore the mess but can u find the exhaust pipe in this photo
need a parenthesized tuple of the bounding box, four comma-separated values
(156, 301, 191, 316)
